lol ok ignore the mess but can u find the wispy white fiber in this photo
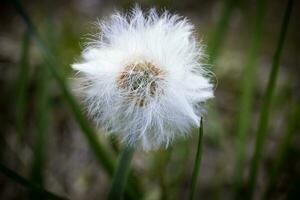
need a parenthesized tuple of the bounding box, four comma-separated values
(72, 6, 214, 150)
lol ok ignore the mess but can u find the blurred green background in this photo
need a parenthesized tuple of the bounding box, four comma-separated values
(0, 0, 299, 199)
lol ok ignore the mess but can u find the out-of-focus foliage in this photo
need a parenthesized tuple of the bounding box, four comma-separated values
(0, 0, 299, 200)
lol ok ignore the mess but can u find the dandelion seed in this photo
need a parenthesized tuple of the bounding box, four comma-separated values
(72, 6, 214, 150)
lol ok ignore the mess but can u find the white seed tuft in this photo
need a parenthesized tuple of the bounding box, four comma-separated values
(71, 6, 214, 150)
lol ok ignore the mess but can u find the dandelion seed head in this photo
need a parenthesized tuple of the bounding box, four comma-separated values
(71, 6, 214, 150)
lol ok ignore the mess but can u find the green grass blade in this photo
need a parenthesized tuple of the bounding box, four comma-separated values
(233, 0, 267, 196)
(246, 0, 294, 199)
(30, 65, 50, 199)
(30, 11, 55, 191)
(264, 102, 300, 199)
(205, 1, 238, 196)
(157, 148, 172, 200)
(205, 0, 238, 147)
(208, 0, 239, 65)
(0, 163, 68, 200)
(189, 118, 204, 200)
(16, 31, 30, 140)
(206, 0, 238, 147)
(11, 0, 115, 175)
(11, 1, 143, 198)
(107, 146, 135, 200)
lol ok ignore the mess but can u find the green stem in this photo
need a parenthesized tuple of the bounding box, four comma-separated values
(157, 148, 172, 200)
(264, 102, 300, 199)
(11, 1, 143, 198)
(246, 0, 294, 199)
(189, 117, 204, 200)
(208, 0, 239, 65)
(12, 0, 115, 175)
(107, 146, 135, 200)
(0, 163, 68, 200)
(233, 0, 267, 197)
(30, 10, 55, 192)
(206, 0, 238, 196)
(16, 31, 30, 141)
(30, 64, 50, 200)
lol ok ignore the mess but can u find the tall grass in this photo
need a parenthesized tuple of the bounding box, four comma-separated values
(30, 16, 55, 199)
(208, 0, 239, 65)
(12, 0, 115, 174)
(189, 118, 204, 200)
(30, 65, 49, 199)
(11, 0, 142, 198)
(264, 101, 300, 199)
(246, 0, 294, 198)
(15, 31, 30, 141)
(3, 0, 297, 199)
(0, 163, 68, 200)
(206, 0, 238, 197)
(233, 0, 267, 196)
(108, 146, 135, 200)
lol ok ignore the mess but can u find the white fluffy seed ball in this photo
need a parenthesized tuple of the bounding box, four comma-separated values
(72, 6, 214, 150)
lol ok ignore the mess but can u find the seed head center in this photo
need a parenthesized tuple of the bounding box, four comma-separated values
(117, 61, 164, 106)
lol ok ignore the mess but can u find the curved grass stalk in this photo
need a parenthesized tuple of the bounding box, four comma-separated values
(264, 102, 300, 199)
(233, 0, 267, 197)
(12, 0, 115, 175)
(189, 118, 204, 200)
(16, 31, 30, 141)
(208, 0, 239, 65)
(30, 64, 50, 200)
(11, 1, 142, 198)
(246, 0, 294, 199)
(0, 163, 68, 200)
(107, 146, 135, 200)
(31, 12, 56, 194)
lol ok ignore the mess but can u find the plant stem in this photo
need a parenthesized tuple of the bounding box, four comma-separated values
(30, 63, 50, 200)
(246, 0, 294, 199)
(30, 15, 55, 198)
(0, 163, 68, 200)
(189, 117, 204, 200)
(16, 31, 30, 141)
(264, 102, 300, 199)
(233, 0, 267, 197)
(12, 0, 115, 175)
(107, 146, 135, 200)
(208, 0, 239, 65)
(11, 1, 143, 198)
